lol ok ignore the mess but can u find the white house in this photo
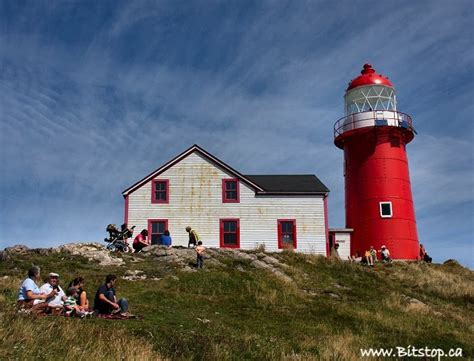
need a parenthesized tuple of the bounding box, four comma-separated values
(122, 144, 331, 254)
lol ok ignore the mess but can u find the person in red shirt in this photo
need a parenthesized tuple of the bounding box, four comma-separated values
(133, 229, 149, 253)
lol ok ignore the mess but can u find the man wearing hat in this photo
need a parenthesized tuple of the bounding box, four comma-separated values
(380, 245, 392, 263)
(39, 272, 67, 311)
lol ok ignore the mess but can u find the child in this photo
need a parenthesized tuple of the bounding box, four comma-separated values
(195, 241, 206, 269)
(64, 287, 89, 318)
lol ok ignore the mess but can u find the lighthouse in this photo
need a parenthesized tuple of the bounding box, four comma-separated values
(334, 64, 419, 259)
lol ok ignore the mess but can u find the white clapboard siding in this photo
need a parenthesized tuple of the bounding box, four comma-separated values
(127, 152, 327, 254)
(333, 233, 351, 260)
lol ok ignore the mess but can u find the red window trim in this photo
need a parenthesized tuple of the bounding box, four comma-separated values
(277, 219, 297, 249)
(219, 218, 240, 248)
(147, 219, 168, 245)
(151, 179, 169, 204)
(222, 178, 240, 203)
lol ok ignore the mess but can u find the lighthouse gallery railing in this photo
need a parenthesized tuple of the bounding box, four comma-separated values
(334, 110, 415, 139)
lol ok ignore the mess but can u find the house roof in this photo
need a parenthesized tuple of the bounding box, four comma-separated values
(245, 175, 330, 194)
(122, 144, 329, 196)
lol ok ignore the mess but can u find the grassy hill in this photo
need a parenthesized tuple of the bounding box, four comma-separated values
(0, 244, 473, 360)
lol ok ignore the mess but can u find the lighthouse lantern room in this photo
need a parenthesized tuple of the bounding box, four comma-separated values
(334, 64, 419, 260)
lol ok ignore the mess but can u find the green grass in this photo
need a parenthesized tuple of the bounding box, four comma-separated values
(1, 248, 473, 360)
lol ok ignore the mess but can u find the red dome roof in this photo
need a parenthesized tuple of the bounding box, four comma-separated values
(346, 64, 393, 91)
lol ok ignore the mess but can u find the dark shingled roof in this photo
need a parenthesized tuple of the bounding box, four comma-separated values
(245, 175, 329, 194)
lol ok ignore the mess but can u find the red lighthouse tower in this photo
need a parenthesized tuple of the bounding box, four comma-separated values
(334, 64, 419, 259)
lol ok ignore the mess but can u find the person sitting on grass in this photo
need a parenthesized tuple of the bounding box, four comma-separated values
(330, 242, 341, 259)
(349, 251, 362, 263)
(17, 266, 56, 315)
(369, 246, 377, 264)
(364, 249, 374, 266)
(39, 272, 67, 314)
(64, 287, 90, 318)
(380, 245, 392, 263)
(419, 244, 433, 263)
(133, 229, 149, 253)
(94, 274, 129, 316)
(196, 241, 206, 269)
(68, 277, 89, 311)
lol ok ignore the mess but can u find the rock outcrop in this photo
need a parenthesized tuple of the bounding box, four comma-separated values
(3, 243, 294, 283)
(57, 243, 125, 266)
(4, 245, 30, 254)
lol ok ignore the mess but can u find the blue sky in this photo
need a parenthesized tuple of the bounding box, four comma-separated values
(1, 0, 472, 267)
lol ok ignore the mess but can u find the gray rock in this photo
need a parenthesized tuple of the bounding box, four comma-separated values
(250, 259, 292, 283)
(209, 248, 233, 256)
(302, 289, 318, 297)
(234, 251, 257, 262)
(269, 268, 293, 283)
(261, 255, 289, 268)
(125, 270, 144, 276)
(323, 290, 341, 298)
(5, 245, 29, 253)
(58, 242, 124, 266)
(122, 274, 147, 281)
(160, 255, 180, 263)
(32, 248, 53, 256)
(142, 245, 174, 257)
(206, 258, 225, 267)
(250, 259, 271, 270)
(182, 266, 197, 273)
(408, 297, 425, 305)
(0, 251, 9, 261)
(334, 283, 351, 290)
(196, 317, 211, 323)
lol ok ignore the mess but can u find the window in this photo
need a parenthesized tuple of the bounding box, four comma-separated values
(278, 220, 297, 249)
(220, 219, 240, 248)
(148, 219, 168, 245)
(222, 179, 239, 203)
(379, 202, 393, 218)
(151, 179, 169, 204)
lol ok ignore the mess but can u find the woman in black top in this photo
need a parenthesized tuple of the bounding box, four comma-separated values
(68, 277, 89, 310)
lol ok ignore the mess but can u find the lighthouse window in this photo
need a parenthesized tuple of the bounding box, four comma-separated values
(379, 202, 393, 218)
